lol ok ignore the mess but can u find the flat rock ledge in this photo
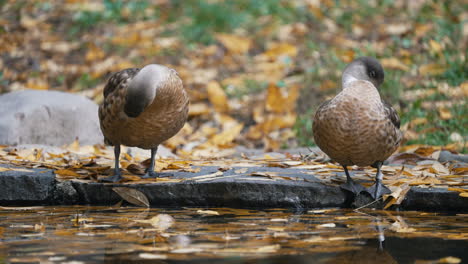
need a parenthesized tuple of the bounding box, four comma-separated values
(0, 165, 466, 212)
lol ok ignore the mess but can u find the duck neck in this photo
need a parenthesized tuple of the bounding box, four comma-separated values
(341, 74, 358, 89)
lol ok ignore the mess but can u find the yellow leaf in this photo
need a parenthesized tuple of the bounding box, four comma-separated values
(319, 80, 337, 91)
(429, 39, 443, 54)
(55, 169, 81, 177)
(410, 117, 428, 126)
(67, 139, 80, 152)
(263, 43, 297, 59)
(216, 33, 251, 54)
(337, 49, 355, 63)
(188, 103, 210, 116)
(85, 43, 105, 62)
(461, 82, 468, 97)
(419, 63, 447, 76)
(460, 193, 468, 198)
(438, 108, 452, 120)
(381, 57, 410, 71)
(26, 78, 49, 90)
(210, 123, 244, 147)
(436, 256, 461, 264)
(414, 23, 433, 38)
(266, 84, 300, 113)
(197, 210, 219, 215)
(206, 81, 229, 113)
(384, 183, 411, 209)
(260, 114, 297, 133)
(447, 187, 467, 193)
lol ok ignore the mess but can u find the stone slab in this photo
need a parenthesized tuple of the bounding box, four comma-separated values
(0, 165, 466, 211)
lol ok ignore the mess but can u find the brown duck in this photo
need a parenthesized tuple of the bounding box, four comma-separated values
(99, 64, 189, 182)
(313, 57, 402, 199)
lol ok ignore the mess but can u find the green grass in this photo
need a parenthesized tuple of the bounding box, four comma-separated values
(169, 0, 306, 44)
(69, 0, 150, 36)
(225, 79, 269, 99)
(401, 100, 467, 152)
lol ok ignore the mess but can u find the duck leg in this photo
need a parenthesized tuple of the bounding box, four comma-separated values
(340, 166, 366, 195)
(101, 145, 123, 182)
(367, 161, 391, 200)
(141, 146, 159, 179)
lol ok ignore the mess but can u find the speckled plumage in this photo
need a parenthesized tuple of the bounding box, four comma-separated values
(99, 65, 188, 149)
(98, 64, 189, 181)
(313, 57, 402, 199)
(313, 80, 401, 166)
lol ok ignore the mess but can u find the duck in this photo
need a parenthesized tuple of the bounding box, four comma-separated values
(98, 64, 189, 182)
(312, 57, 402, 200)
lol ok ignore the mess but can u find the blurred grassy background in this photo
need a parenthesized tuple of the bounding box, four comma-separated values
(0, 0, 466, 152)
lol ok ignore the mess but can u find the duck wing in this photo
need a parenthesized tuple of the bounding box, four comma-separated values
(382, 99, 400, 129)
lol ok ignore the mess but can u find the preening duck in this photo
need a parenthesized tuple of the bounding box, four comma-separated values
(99, 64, 189, 182)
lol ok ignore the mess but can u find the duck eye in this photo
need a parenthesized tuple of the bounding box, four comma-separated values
(369, 70, 376, 78)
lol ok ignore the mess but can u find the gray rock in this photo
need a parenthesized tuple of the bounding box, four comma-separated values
(0, 164, 466, 211)
(0, 164, 55, 205)
(438, 150, 468, 163)
(54, 181, 79, 204)
(0, 90, 103, 146)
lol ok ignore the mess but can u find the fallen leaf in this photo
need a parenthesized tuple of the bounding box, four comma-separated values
(384, 183, 411, 209)
(197, 210, 219, 215)
(381, 57, 410, 71)
(206, 81, 229, 113)
(216, 33, 251, 54)
(436, 256, 462, 264)
(419, 63, 447, 76)
(316, 223, 336, 228)
(112, 187, 149, 207)
(262, 43, 297, 59)
(134, 214, 174, 231)
(55, 169, 81, 177)
(126, 163, 145, 175)
(438, 108, 452, 120)
(138, 253, 167, 260)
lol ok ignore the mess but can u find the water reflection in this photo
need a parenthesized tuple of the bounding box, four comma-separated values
(0, 206, 466, 263)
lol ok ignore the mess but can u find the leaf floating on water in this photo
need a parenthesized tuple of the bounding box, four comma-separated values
(135, 214, 174, 231)
(389, 216, 416, 233)
(316, 223, 336, 229)
(432, 256, 461, 264)
(112, 187, 150, 208)
(197, 210, 219, 216)
(138, 253, 167, 260)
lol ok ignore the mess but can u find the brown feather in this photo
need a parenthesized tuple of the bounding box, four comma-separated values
(98, 65, 189, 149)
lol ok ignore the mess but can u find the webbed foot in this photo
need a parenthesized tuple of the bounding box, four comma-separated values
(340, 166, 366, 195)
(141, 169, 158, 179)
(340, 178, 366, 195)
(366, 182, 391, 200)
(367, 161, 391, 200)
(100, 170, 122, 183)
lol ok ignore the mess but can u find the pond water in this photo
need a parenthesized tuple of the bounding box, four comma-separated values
(0, 206, 466, 264)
